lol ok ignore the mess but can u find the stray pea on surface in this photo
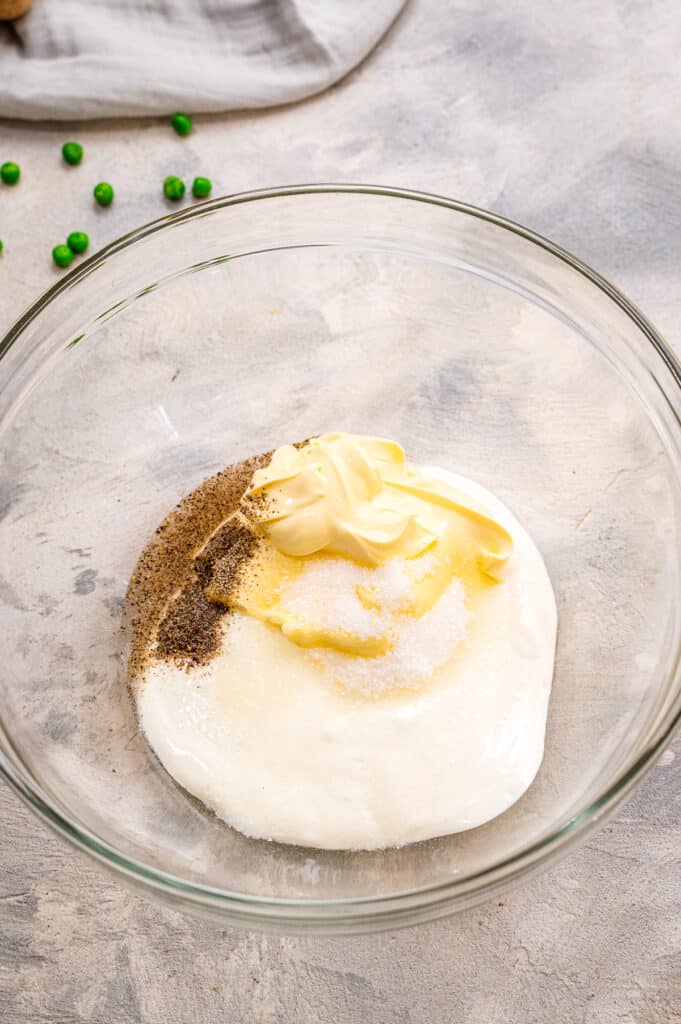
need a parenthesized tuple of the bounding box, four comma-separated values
(67, 231, 89, 254)
(52, 244, 74, 269)
(163, 175, 186, 201)
(171, 113, 192, 136)
(1, 161, 20, 185)
(94, 182, 114, 207)
(192, 176, 212, 199)
(62, 142, 84, 166)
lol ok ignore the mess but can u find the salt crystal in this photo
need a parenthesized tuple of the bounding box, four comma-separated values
(277, 554, 468, 696)
(311, 580, 468, 696)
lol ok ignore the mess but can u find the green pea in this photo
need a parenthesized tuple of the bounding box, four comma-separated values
(163, 175, 186, 201)
(62, 142, 83, 166)
(67, 231, 89, 254)
(94, 182, 114, 207)
(53, 244, 74, 269)
(0, 240, 3, 255)
(192, 176, 212, 199)
(1, 162, 20, 185)
(171, 113, 192, 137)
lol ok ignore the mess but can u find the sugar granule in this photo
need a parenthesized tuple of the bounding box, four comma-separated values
(277, 554, 468, 696)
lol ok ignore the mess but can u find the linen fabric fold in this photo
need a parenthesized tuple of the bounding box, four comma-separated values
(0, 0, 405, 120)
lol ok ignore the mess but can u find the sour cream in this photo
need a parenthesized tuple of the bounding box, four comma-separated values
(134, 466, 557, 850)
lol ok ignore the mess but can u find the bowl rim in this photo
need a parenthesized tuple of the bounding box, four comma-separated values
(2, 182, 681, 932)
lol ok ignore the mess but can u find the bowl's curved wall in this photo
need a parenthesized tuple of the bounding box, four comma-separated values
(1, 187, 680, 932)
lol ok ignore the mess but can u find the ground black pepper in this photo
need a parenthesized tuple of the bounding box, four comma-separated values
(125, 450, 271, 678)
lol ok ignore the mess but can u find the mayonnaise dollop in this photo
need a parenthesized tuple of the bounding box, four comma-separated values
(226, 433, 514, 657)
(242, 433, 512, 575)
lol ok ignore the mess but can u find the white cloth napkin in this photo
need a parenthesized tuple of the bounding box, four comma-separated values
(0, 0, 405, 120)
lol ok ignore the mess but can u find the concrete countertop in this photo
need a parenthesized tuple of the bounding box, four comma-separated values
(2, 1, 681, 1020)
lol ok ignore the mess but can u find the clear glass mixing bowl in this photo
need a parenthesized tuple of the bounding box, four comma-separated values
(1, 185, 680, 935)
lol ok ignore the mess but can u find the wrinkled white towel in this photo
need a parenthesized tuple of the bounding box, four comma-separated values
(0, 0, 405, 120)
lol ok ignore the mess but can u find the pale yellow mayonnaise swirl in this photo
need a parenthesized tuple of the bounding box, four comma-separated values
(241, 432, 512, 579)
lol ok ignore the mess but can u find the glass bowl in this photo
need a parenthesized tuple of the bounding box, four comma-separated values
(1, 185, 681, 935)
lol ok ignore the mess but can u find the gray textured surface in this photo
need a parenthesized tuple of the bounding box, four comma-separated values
(2, 1, 681, 1020)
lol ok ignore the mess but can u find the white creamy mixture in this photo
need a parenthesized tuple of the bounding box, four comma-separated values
(135, 466, 557, 851)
